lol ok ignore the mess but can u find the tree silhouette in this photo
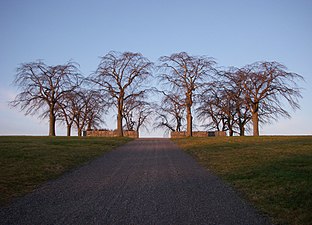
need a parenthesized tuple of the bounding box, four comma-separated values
(90, 51, 153, 137)
(158, 52, 216, 137)
(123, 95, 153, 138)
(154, 91, 185, 134)
(10, 61, 81, 136)
(239, 61, 303, 136)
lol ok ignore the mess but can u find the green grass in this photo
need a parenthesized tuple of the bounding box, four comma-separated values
(0, 136, 132, 206)
(174, 136, 312, 225)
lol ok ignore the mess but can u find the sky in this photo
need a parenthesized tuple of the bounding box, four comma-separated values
(0, 0, 311, 137)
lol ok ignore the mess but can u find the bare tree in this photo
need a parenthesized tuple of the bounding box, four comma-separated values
(239, 61, 303, 136)
(198, 72, 252, 136)
(85, 90, 107, 131)
(90, 51, 153, 137)
(57, 88, 106, 136)
(197, 83, 228, 132)
(133, 102, 153, 137)
(158, 52, 216, 137)
(222, 68, 252, 136)
(71, 90, 90, 136)
(57, 91, 77, 136)
(219, 89, 237, 136)
(123, 96, 141, 131)
(123, 95, 153, 138)
(71, 89, 107, 136)
(154, 91, 185, 134)
(10, 61, 81, 136)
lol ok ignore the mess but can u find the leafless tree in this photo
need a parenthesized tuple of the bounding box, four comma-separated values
(123, 95, 153, 138)
(10, 61, 81, 136)
(219, 90, 237, 136)
(57, 91, 77, 136)
(154, 91, 185, 134)
(221, 68, 252, 136)
(197, 83, 228, 133)
(198, 69, 252, 136)
(158, 52, 216, 137)
(57, 88, 106, 136)
(90, 51, 153, 137)
(84, 90, 107, 131)
(238, 61, 303, 136)
(72, 89, 107, 136)
(71, 91, 87, 136)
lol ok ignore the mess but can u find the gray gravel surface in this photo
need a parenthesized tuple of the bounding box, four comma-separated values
(0, 139, 271, 225)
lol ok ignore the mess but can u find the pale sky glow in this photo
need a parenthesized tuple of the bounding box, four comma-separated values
(0, 0, 311, 136)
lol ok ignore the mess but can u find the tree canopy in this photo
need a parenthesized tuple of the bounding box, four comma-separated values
(10, 61, 81, 136)
(89, 51, 153, 137)
(10, 53, 304, 137)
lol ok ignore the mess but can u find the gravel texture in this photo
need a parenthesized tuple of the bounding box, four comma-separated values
(0, 139, 271, 225)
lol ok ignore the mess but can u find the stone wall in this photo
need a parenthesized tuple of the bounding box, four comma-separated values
(171, 131, 226, 138)
(214, 131, 227, 136)
(170, 131, 187, 138)
(84, 130, 138, 138)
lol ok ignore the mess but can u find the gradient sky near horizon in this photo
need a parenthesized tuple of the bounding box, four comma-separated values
(0, 0, 311, 137)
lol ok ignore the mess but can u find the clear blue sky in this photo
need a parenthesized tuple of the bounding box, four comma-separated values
(0, 0, 311, 136)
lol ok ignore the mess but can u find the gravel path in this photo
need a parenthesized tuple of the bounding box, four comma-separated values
(0, 139, 271, 225)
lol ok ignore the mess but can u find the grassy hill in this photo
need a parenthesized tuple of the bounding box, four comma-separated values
(1, 135, 311, 224)
(174, 136, 312, 225)
(0, 136, 132, 205)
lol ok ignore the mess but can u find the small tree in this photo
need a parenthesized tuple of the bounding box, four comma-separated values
(239, 61, 303, 136)
(123, 96, 153, 138)
(90, 51, 153, 137)
(85, 90, 107, 131)
(154, 91, 185, 134)
(198, 70, 253, 136)
(57, 91, 77, 136)
(222, 68, 252, 136)
(58, 89, 106, 136)
(158, 52, 216, 137)
(197, 83, 228, 133)
(10, 61, 81, 136)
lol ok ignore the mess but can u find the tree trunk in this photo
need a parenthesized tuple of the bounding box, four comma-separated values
(237, 109, 244, 136)
(228, 117, 234, 136)
(252, 103, 259, 136)
(238, 117, 245, 136)
(186, 105, 192, 137)
(239, 124, 245, 136)
(229, 129, 234, 136)
(87, 120, 92, 131)
(49, 106, 56, 136)
(67, 125, 71, 136)
(176, 117, 182, 132)
(136, 127, 140, 138)
(78, 128, 82, 137)
(117, 98, 124, 137)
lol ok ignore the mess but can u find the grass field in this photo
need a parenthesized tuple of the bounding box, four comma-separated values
(174, 136, 312, 225)
(0, 136, 132, 206)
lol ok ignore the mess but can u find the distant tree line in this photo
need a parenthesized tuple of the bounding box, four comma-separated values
(10, 51, 303, 137)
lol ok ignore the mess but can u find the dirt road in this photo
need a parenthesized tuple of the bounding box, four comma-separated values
(0, 139, 271, 224)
